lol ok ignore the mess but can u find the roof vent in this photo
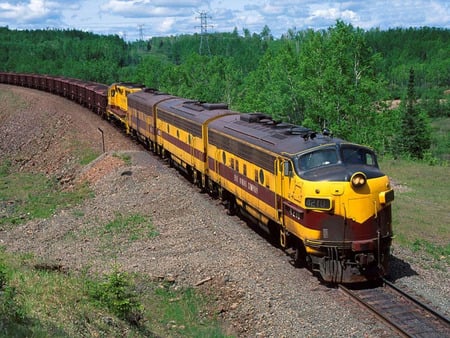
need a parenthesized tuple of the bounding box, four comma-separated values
(202, 103, 228, 110)
(240, 113, 272, 123)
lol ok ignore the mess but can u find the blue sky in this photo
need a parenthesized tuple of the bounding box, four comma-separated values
(0, 0, 449, 41)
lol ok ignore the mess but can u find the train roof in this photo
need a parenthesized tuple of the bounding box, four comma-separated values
(110, 82, 145, 89)
(128, 88, 175, 107)
(157, 98, 238, 125)
(208, 113, 343, 156)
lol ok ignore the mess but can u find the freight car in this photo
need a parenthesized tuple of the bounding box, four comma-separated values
(0, 72, 394, 283)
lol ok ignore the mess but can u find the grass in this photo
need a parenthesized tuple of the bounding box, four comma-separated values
(430, 117, 450, 162)
(380, 158, 450, 265)
(0, 160, 91, 227)
(104, 212, 159, 241)
(148, 282, 227, 337)
(0, 250, 229, 337)
(64, 212, 159, 256)
(72, 139, 102, 165)
(78, 147, 101, 166)
(113, 152, 132, 165)
(378, 116, 449, 265)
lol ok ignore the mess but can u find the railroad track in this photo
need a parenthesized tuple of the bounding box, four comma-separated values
(339, 278, 450, 337)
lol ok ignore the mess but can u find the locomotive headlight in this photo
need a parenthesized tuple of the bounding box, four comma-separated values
(351, 172, 367, 188)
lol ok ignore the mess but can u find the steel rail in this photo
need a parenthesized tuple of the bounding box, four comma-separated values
(339, 280, 450, 338)
(381, 277, 450, 326)
(338, 284, 410, 337)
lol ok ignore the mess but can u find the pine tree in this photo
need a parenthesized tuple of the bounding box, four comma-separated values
(399, 68, 431, 159)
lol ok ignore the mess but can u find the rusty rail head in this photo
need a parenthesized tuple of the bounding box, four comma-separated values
(338, 284, 410, 337)
(381, 278, 450, 326)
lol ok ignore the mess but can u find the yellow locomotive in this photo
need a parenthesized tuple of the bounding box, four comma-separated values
(206, 113, 393, 283)
(107, 82, 145, 133)
(0, 72, 394, 283)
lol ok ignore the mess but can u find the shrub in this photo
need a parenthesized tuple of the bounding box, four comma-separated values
(87, 266, 143, 326)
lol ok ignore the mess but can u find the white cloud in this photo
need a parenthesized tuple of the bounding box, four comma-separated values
(260, 3, 285, 16)
(158, 17, 176, 33)
(424, 1, 450, 26)
(0, 0, 60, 23)
(100, 0, 205, 18)
(0, 0, 83, 26)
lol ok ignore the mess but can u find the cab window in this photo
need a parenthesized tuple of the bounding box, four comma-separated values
(341, 146, 377, 166)
(298, 148, 338, 171)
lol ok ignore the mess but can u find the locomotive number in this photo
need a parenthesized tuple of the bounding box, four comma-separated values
(305, 197, 332, 210)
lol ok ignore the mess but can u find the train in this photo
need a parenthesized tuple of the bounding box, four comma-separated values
(0, 72, 394, 283)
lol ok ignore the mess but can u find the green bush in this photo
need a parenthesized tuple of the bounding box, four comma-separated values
(87, 266, 143, 326)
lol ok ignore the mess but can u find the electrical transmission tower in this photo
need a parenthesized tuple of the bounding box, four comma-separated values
(196, 11, 212, 56)
(138, 24, 145, 50)
(138, 24, 144, 40)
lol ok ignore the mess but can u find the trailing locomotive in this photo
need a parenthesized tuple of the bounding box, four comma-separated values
(0, 72, 394, 283)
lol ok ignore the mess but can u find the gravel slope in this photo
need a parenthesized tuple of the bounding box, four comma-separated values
(1, 84, 448, 337)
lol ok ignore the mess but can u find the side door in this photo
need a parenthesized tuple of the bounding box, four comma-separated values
(275, 158, 294, 247)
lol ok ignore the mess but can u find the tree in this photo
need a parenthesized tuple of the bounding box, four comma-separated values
(236, 43, 303, 122)
(298, 21, 386, 146)
(397, 68, 431, 159)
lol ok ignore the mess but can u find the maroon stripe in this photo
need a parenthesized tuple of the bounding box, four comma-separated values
(208, 156, 276, 207)
(208, 156, 216, 171)
(161, 131, 205, 162)
(131, 116, 157, 137)
(282, 200, 385, 242)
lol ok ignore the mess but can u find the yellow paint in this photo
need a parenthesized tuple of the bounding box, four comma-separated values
(107, 83, 143, 133)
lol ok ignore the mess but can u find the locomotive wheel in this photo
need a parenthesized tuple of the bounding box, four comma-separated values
(226, 196, 238, 216)
(294, 240, 307, 268)
(267, 221, 279, 240)
(192, 169, 198, 186)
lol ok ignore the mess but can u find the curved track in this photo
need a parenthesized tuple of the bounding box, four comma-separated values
(339, 278, 450, 337)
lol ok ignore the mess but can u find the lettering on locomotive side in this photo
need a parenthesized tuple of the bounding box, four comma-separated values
(305, 197, 332, 210)
(248, 181, 259, 194)
(233, 173, 240, 184)
(233, 173, 259, 194)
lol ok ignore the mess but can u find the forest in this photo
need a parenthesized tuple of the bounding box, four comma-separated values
(0, 22, 449, 162)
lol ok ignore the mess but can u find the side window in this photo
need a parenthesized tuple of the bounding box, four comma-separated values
(364, 153, 376, 166)
(284, 161, 292, 176)
(243, 164, 247, 176)
(342, 147, 376, 166)
(259, 169, 265, 185)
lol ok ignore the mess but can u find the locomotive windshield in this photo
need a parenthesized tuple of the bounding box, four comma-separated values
(298, 147, 339, 171)
(295, 145, 378, 174)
